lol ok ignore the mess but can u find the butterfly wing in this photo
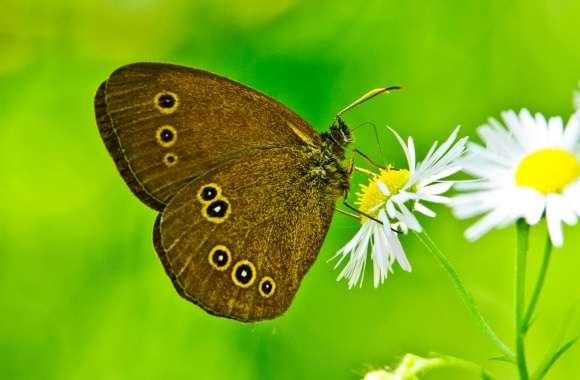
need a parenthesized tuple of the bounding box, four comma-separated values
(153, 148, 336, 322)
(95, 62, 319, 211)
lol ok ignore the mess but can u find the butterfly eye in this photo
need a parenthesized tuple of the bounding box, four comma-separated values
(258, 277, 276, 298)
(156, 125, 177, 147)
(154, 91, 179, 114)
(197, 184, 221, 202)
(231, 260, 256, 288)
(208, 245, 231, 271)
(163, 153, 178, 167)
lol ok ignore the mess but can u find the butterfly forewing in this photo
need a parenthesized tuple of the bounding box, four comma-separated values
(155, 148, 335, 321)
(95, 62, 319, 210)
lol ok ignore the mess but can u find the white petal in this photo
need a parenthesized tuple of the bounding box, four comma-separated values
(415, 202, 436, 217)
(415, 193, 451, 204)
(563, 180, 580, 215)
(520, 188, 546, 225)
(563, 112, 580, 150)
(407, 136, 416, 174)
(388, 127, 413, 172)
(397, 202, 423, 232)
(377, 180, 390, 196)
(419, 165, 462, 185)
(464, 207, 512, 241)
(546, 195, 565, 247)
(454, 179, 496, 191)
(549, 193, 577, 226)
(383, 223, 411, 271)
(420, 182, 454, 195)
(372, 225, 390, 287)
(548, 116, 565, 146)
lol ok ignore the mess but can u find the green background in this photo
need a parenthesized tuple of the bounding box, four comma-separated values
(2, 1, 580, 379)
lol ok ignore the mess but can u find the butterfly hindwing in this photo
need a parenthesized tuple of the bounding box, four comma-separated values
(154, 148, 336, 321)
(95, 62, 319, 211)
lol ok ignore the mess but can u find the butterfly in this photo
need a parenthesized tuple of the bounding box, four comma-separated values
(94, 62, 396, 322)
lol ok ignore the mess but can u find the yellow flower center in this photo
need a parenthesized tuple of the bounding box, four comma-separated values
(357, 167, 410, 221)
(515, 148, 580, 194)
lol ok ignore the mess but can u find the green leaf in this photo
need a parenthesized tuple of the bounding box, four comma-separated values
(488, 355, 513, 363)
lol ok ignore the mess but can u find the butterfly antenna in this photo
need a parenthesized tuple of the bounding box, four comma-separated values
(336, 85, 402, 119)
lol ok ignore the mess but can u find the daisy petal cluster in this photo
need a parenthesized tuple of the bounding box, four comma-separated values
(451, 109, 580, 247)
(333, 128, 467, 288)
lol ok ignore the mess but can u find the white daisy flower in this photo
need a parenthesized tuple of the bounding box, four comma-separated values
(451, 109, 580, 247)
(333, 127, 468, 288)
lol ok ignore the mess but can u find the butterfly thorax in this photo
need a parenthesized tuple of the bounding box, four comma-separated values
(302, 119, 352, 200)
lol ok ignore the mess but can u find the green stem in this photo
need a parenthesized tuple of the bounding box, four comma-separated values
(515, 220, 530, 380)
(523, 235, 553, 332)
(417, 232, 515, 361)
(533, 289, 580, 379)
(533, 336, 579, 380)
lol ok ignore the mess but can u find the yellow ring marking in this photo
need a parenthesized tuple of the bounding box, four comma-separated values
(201, 196, 231, 224)
(258, 276, 276, 298)
(155, 125, 178, 148)
(196, 183, 222, 204)
(163, 152, 178, 167)
(231, 260, 257, 288)
(208, 245, 232, 271)
(153, 91, 179, 114)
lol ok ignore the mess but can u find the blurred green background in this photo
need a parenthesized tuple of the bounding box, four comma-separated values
(2, 0, 580, 379)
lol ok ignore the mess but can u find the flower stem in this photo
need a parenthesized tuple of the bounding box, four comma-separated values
(417, 232, 515, 361)
(515, 219, 530, 380)
(532, 289, 580, 379)
(533, 336, 579, 380)
(523, 235, 553, 332)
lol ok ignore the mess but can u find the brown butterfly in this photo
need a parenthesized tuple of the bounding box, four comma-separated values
(94, 62, 397, 322)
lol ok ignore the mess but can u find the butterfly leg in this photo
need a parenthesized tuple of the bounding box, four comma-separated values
(342, 200, 383, 225)
(342, 122, 385, 171)
(346, 148, 356, 176)
(340, 202, 402, 234)
(354, 166, 378, 177)
(352, 121, 388, 165)
(354, 148, 385, 169)
(335, 207, 361, 221)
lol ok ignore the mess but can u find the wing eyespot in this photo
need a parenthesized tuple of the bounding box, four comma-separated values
(156, 125, 177, 147)
(208, 245, 232, 271)
(201, 197, 231, 223)
(231, 260, 257, 288)
(163, 152, 178, 167)
(258, 276, 276, 298)
(196, 183, 221, 203)
(154, 91, 179, 114)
